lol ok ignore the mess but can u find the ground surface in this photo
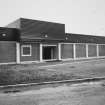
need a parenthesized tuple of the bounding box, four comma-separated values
(39, 58, 105, 79)
(1, 59, 105, 104)
(0, 81, 105, 105)
(1, 58, 105, 85)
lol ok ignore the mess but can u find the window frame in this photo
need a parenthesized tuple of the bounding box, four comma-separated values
(21, 44, 32, 56)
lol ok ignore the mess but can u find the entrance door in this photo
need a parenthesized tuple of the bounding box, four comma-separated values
(43, 46, 56, 60)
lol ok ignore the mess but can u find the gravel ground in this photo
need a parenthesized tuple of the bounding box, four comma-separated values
(0, 81, 105, 105)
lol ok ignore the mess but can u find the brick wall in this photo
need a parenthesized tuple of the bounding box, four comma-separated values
(20, 43, 40, 62)
(61, 44, 73, 59)
(76, 44, 86, 58)
(99, 45, 105, 56)
(88, 44, 97, 57)
(0, 41, 16, 63)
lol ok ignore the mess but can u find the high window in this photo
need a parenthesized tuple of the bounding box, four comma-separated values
(21, 45, 32, 56)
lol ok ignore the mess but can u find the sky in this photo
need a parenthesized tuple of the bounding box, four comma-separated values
(0, 0, 105, 36)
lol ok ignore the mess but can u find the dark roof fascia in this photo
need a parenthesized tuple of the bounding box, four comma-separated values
(20, 18, 65, 25)
(66, 33, 105, 39)
(20, 38, 64, 43)
(65, 33, 105, 44)
(0, 27, 20, 41)
(0, 27, 18, 30)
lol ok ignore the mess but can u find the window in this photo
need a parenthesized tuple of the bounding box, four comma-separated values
(21, 45, 32, 56)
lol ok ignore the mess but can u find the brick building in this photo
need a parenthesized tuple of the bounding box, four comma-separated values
(0, 18, 105, 64)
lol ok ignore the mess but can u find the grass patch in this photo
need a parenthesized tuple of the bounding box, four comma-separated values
(1, 59, 104, 86)
(0, 66, 82, 86)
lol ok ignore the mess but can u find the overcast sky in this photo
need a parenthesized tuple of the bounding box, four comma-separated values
(0, 0, 105, 36)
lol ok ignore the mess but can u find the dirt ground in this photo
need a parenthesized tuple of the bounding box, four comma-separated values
(1, 59, 105, 105)
(0, 81, 105, 105)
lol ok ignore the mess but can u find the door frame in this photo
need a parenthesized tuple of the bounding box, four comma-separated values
(42, 44, 57, 61)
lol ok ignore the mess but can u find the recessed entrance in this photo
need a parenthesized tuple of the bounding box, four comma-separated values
(43, 46, 57, 60)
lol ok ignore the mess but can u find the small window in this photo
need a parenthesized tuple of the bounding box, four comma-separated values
(21, 45, 32, 56)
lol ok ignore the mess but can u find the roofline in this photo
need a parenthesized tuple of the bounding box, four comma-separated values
(20, 17, 65, 25)
(0, 27, 19, 30)
(66, 33, 105, 38)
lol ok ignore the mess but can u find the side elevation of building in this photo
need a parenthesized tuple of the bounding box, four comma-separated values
(0, 18, 105, 64)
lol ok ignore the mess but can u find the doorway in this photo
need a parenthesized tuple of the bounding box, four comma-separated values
(43, 46, 57, 60)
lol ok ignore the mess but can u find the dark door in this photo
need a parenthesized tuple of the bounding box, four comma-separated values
(43, 47, 51, 59)
(43, 46, 56, 60)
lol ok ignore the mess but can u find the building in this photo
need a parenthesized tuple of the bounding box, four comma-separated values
(0, 18, 105, 64)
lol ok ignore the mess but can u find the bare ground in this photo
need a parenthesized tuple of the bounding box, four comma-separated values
(0, 81, 105, 105)
(1, 59, 105, 104)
